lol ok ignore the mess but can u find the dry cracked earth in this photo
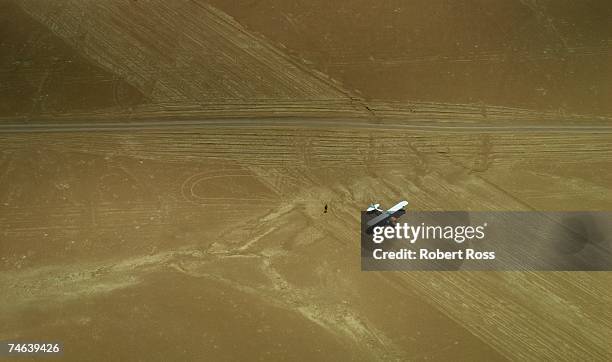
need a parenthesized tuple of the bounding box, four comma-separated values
(1, 1, 611, 361)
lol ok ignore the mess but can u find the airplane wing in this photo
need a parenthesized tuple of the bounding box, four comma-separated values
(366, 200, 408, 227)
(366, 212, 393, 227)
(386, 200, 408, 213)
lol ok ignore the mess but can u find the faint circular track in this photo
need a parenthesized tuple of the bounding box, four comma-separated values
(180, 171, 279, 206)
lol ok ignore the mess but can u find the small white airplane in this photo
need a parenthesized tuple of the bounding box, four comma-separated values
(366, 200, 408, 227)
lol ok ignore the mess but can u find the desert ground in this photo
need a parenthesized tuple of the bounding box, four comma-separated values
(1, 1, 611, 360)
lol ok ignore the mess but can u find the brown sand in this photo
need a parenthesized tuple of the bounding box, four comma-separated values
(1, 1, 611, 360)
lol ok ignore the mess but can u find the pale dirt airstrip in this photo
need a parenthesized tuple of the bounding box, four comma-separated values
(1, 1, 611, 361)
